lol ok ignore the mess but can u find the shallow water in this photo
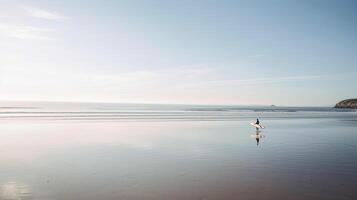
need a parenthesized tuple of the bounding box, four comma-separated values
(0, 101, 356, 121)
(0, 103, 356, 199)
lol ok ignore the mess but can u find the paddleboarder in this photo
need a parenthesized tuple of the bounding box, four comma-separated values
(255, 118, 259, 125)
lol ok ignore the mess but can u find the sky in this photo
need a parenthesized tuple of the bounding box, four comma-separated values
(0, 0, 356, 106)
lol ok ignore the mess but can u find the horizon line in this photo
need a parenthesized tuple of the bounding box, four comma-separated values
(0, 99, 336, 108)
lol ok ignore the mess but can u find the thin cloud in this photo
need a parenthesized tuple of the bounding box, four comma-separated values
(184, 75, 324, 88)
(0, 23, 54, 40)
(23, 6, 68, 20)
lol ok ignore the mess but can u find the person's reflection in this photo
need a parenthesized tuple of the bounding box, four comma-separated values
(251, 130, 265, 146)
(256, 134, 260, 146)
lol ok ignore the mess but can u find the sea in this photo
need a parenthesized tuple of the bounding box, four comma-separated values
(0, 101, 356, 200)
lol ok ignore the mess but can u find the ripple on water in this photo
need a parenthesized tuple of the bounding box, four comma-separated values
(0, 182, 32, 200)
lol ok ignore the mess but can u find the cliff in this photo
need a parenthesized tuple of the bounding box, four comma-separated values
(335, 99, 357, 109)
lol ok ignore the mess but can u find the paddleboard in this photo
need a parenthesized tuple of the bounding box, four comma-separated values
(250, 122, 265, 129)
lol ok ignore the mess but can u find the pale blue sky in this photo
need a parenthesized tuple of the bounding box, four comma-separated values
(0, 0, 356, 106)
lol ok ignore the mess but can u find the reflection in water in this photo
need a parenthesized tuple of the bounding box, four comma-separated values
(0, 182, 32, 200)
(251, 130, 265, 146)
(0, 119, 357, 200)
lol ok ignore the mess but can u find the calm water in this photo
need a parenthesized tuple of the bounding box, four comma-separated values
(0, 102, 356, 200)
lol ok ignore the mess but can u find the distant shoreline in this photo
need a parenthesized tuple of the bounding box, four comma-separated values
(335, 99, 357, 109)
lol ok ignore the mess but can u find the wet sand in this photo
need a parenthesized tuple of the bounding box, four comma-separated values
(0, 117, 356, 200)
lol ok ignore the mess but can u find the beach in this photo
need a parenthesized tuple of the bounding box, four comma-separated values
(0, 102, 356, 200)
(1, 0, 356, 199)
